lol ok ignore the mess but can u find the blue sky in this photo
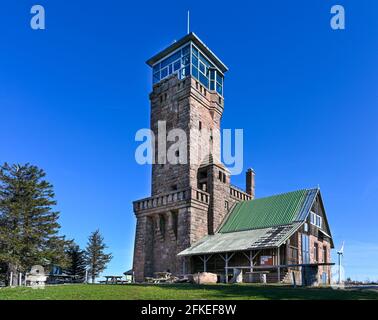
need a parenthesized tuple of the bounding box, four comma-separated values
(1, 0, 377, 281)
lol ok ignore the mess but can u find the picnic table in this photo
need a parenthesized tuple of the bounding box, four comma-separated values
(103, 276, 124, 284)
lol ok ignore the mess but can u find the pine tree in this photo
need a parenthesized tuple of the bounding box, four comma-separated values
(65, 244, 87, 282)
(85, 230, 112, 283)
(0, 163, 68, 280)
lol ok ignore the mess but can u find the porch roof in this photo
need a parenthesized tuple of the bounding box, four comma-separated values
(178, 222, 302, 256)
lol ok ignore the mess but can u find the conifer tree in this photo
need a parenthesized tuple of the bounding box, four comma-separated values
(85, 230, 112, 283)
(0, 163, 68, 281)
(65, 244, 87, 282)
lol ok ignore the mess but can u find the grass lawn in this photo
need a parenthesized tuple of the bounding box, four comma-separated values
(0, 284, 378, 300)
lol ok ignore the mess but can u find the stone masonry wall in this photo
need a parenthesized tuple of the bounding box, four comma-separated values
(150, 76, 192, 195)
(133, 75, 242, 281)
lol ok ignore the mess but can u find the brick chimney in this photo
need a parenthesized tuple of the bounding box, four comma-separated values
(246, 168, 255, 199)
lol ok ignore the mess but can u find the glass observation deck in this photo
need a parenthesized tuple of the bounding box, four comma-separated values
(146, 33, 228, 96)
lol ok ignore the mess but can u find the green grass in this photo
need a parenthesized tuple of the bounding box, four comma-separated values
(0, 284, 378, 300)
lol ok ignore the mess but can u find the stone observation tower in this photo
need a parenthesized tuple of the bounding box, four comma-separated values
(132, 33, 254, 282)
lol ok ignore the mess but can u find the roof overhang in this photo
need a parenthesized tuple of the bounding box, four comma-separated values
(146, 32, 228, 74)
(178, 222, 302, 257)
(319, 228, 332, 239)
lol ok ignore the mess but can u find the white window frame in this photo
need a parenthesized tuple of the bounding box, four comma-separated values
(310, 211, 322, 228)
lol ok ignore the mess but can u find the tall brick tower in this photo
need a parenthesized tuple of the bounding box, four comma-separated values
(132, 33, 252, 282)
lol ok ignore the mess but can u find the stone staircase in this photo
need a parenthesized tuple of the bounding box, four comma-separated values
(265, 269, 289, 283)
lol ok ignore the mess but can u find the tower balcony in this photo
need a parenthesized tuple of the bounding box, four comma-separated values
(133, 187, 210, 215)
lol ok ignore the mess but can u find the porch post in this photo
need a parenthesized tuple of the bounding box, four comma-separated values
(277, 247, 281, 283)
(203, 255, 207, 272)
(225, 253, 228, 284)
(249, 250, 253, 272)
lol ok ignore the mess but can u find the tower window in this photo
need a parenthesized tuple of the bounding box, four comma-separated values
(199, 121, 202, 131)
(151, 41, 224, 96)
(159, 215, 166, 238)
(171, 211, 178, 238)
(218, 171, 226, 183)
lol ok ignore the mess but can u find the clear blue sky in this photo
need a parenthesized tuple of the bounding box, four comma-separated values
(1, 0, 377, 281)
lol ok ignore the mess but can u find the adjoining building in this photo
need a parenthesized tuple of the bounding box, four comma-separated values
(132, 33, 334, 285)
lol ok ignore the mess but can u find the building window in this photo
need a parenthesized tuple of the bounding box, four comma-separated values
(302, 234, 310, 264)
(218, 171, 226, 183)
(293, 248, 298, 260)
(225, 201, 229, 210)
(314, 243, 319, 262)
(199, 121, 202, 131)
(171, 211, 178, 238)
(152, 45, 190, 84)
(310, 211, 322, 228)
(323, 246, 327, 263)
(152, 43, 224, 96)
(159, 215, 166, 238)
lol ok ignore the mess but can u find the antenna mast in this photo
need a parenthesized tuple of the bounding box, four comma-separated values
(187, 10, 190, 34)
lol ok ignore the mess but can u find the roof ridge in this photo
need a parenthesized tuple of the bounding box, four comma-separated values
(245, 187, 319, 202)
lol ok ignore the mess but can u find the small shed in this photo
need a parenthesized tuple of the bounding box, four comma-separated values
(123, 269, 134, 283)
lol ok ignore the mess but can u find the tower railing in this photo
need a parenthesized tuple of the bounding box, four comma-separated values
(230, 184, 252, 201)
(133, 187, 210, 212)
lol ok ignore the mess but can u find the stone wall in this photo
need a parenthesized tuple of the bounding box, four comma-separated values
(132, 187, 210, 282)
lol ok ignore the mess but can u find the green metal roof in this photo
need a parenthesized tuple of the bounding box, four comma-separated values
(219, 189, 317, 233)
